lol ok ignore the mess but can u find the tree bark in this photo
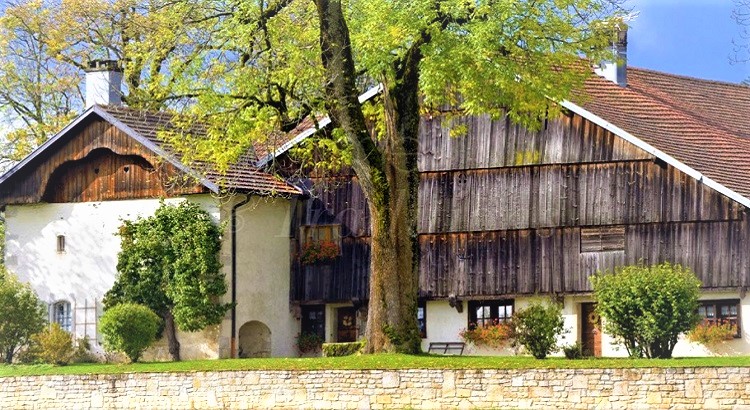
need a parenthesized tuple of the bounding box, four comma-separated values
(314, 0, 422, 353)
(163, 310, 181, 361)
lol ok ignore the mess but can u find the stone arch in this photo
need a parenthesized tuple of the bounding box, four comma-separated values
(238, 321, 272, 358)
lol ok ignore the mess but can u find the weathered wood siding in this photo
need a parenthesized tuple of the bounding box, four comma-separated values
(290, 111, 750, 302)
(0, 117, 205, 205)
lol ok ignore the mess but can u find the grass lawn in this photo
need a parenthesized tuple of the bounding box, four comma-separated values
(2, 354, 750, 377)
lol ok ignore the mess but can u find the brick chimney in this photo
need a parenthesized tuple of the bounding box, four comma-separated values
(85, 60, 123, 108)
(595, 26, 628, 87)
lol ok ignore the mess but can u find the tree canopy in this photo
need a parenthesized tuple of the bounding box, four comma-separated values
(103, 200, 230, 361)
(3, 0, 626, 353)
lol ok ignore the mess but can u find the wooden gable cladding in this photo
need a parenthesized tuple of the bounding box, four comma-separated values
(0, 117, 206, 204)
(418, 112, 652, 172)
(419, 161, 744, 233)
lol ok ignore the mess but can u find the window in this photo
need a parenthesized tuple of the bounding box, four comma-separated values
(417, 300, 426, 339)
(468, 300, 514, 329)
(300, 224, 341, 245)
(301, 305, 325, 339)
(580, 226, 625, 252)
(52, 301, 72, 332)
(698, 300, 741, 338)
(56, 235, 66, 253)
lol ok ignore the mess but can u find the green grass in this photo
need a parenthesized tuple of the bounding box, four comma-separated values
(2, 354, 750, 377)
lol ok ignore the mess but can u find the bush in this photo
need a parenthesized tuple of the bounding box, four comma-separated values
(563, 342, 583, 359)
(459, 321, 515, 348)
(296, 332, 324, 355)
(100, 303, 161, 362)
(33, 323, 74, 365)
(687, 322, 737, 346)
(72, 336, 100, 364)
(0, 269, 47, 363)
(591, 262, 701, 359)
(512, 301, 565, 359)
(322, 341, 365, 357)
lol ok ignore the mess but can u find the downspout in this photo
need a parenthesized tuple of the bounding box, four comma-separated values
(230, 194, 251, 358)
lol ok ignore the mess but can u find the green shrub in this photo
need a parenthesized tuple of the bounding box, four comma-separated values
(72, 336, 100, 363)
(591, 262, 701, 359)
(100, 303, 161, 362)
(512, 301, 565, 359)
(562, 342, 583, 359)
(296, 332, 324, 355)
(0, 269, 47, 363)
(33, 323, 74, 365)
(322, 341, 365, 357)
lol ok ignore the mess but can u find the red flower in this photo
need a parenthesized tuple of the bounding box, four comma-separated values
(301, 240, 340, 265)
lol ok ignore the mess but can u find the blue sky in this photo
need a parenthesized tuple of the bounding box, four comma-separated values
(626, 0, 750, 83)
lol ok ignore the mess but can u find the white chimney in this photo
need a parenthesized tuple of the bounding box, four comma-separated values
(85, 60, 123, 108)
(595, 26, 627, 87)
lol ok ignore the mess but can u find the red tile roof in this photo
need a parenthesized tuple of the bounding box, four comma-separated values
(100, 105, 300, 195)
(578, 67, 750, 199)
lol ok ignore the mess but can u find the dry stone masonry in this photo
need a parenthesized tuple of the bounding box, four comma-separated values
(1, 367, 749, 409)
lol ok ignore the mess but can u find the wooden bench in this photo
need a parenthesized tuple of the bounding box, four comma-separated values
(428, 342, 466, 355)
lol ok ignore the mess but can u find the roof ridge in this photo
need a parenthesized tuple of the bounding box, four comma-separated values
(628, 66, 750, 89)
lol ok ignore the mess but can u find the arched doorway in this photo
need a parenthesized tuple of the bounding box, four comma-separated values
(238, 321, 272, 358)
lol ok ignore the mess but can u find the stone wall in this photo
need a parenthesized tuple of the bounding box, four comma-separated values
(2, 367, 749, 409)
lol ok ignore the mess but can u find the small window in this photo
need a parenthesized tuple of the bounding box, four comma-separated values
(52, 301, 72, 332)
(698, 300, 741, 338)
(300, 224, 341, 245)
(56, 235, 66, 253)
(580, 226, 625, 253)
(301, 305, 325, 339)
(417, 300, 427, 339)
(468, 300, 514, 329)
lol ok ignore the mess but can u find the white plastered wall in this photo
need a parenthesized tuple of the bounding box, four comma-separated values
(217, 196, 297, 358)
(4, 192, 330, 360)
(419, 294, 749, 357)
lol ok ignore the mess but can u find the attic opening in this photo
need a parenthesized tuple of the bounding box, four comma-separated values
(42, 148, 157, 203)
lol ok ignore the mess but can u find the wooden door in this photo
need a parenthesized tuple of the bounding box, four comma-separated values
(336, 307, 357, 342)
(581, 303, 602, 357)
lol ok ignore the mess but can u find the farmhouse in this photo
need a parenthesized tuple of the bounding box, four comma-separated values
(2, 45, 750, 358)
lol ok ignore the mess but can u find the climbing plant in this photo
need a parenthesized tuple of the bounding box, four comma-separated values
(104, 200, 230, 361)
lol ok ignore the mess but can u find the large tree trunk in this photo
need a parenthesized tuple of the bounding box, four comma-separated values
(163, 310, 181, 361)
(314, 0, 422, 353)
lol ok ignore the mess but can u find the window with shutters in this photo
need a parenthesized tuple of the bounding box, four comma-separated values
(580, 226, 625, 252)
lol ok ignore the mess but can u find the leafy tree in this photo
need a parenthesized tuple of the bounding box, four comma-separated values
(0, 268, 47, 363)
(512, 301, 565, 359)
(591, 262, 701, 359)
(103, 200, 230, 361)
(161, 0, 625, 353)
(100, 303, 161, 363)
(0, 0, 220, 169)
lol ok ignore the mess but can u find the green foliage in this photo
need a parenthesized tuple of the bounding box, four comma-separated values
(321, 341, 366, 357)
(0, 268, 47, 363)
(512, 301, 565, 359)
(459, 322, 515, 348)
(33, 323, 74, 366)
(591, 262, 701, 359)
(104, 200, 230, 333)
(296, 332, 324, 355)
(72, 336, 100, 364)
(100, 303, 161, 363)
(687, 322, 737, 346)
(563, 342, 584, 360)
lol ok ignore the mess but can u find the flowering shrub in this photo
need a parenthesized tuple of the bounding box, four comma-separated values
(687, 321, 737, 346)
(300, 240, 340, 265)
(459, 320, 514, 348)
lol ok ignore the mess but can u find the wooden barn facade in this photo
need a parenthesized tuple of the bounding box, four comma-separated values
(284, 67, 750, 356)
